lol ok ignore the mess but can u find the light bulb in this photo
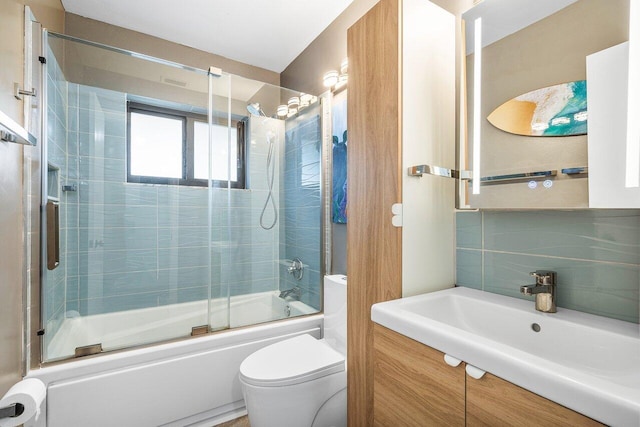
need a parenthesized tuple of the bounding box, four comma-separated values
(300, 93, 313, 108)
(323, 70, 339, 88)
(340, 58, 348, 75)
(334, 74, 348, 90)
(277, 104, 288, 117)
(288, 96, 300, 109)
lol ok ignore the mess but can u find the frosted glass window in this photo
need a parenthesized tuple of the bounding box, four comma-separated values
(129, 112, 183, 178)
(194, 122, 238, 181)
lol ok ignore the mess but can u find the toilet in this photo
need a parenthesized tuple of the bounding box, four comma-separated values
(239, 275, 347, 427)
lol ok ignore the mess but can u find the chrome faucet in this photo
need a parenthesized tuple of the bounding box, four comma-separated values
(287, 257, 304, 281)
(520, 270, 557, 313)
(279, 286, 301, 300)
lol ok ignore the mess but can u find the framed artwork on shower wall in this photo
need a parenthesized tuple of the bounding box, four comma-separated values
(332, 90, 347, 224)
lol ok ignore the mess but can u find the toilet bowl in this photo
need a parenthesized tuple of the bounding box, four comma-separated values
(239, 275, 347, 427)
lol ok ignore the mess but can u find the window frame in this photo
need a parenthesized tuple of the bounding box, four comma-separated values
(126, 101, 246, 189)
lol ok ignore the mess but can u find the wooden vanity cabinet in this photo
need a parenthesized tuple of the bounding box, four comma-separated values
(466, 371, 603, 426)
(373, 325, 604, 426)
(373, 324, 465, 426)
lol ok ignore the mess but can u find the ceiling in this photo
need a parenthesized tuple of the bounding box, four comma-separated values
(61, 0, 354, 73)
(463, 0, 577, 54)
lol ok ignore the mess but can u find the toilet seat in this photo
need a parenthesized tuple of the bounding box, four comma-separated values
(239, 334, 345, 387)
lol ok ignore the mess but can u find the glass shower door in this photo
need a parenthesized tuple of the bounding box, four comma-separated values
(41, 33, 229, 362)
(219, 74, 323, 329)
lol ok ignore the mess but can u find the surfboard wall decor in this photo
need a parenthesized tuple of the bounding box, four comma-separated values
(487, 80, 587, 137)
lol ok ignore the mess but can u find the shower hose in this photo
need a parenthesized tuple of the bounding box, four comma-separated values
(259, 132, 278, 230)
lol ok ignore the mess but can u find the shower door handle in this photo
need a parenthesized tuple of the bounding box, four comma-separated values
(46, 200, 60, 270)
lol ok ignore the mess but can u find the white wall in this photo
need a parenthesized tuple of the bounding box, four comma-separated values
(401, 0, 456, 297)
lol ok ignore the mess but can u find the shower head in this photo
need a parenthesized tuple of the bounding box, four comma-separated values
(247, 102, 266, 117)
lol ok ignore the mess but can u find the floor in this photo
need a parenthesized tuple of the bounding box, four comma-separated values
(217, 415, 251, 427)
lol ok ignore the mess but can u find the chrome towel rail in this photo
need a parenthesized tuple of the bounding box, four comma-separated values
(0, 110, 36, 146)
(409, 165, 588, 184)
(408, 164, 472, 179)
(480, 170, 557, 184)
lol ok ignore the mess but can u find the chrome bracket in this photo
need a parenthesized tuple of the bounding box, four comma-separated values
(75, 343, 103, 358)
(191, 325, 209, 336)
(14, 82, 37, 100)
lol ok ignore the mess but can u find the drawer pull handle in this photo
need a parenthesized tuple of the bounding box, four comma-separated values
(444, 354, 462, 367)
(466, 364, 486, 379)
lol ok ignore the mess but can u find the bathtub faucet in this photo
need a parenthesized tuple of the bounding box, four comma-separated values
(520, 270, 557, 313)
(279, 286, 301, 300)
(287, 257, 304, 281)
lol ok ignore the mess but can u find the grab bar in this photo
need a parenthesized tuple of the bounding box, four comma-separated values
(46, 201, 60, 270)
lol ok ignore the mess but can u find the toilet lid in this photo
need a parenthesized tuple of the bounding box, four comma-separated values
(239, 334, 345, 387)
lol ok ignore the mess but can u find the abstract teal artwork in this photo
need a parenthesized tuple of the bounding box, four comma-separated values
(488, 80, 588, 137)
(332, 91, 347, 223)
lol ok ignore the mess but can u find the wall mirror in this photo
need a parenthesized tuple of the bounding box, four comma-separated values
(460, 0, 631, 209)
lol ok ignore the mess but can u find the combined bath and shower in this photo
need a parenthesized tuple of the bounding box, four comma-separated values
(247, 103, 278, 230)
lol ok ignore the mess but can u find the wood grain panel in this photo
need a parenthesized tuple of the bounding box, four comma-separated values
(346, 0, 402, 425)
(467, 371, 605, 427)
(373, 325, 465, 426)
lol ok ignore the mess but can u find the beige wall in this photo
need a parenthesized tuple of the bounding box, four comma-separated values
(0, 0, 64, 396)
(281, 0, 472, 94)
(64, 13, 280, 87)
(281, 0, 473, 274)
(467, 0, 629, 208)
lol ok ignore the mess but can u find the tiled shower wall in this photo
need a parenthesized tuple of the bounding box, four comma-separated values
(456, 210, 640, 323)
(280, 113, 322, 310)
(55, 82, 280, 316)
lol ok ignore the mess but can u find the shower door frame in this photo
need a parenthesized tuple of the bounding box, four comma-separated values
(36, 32, 332, 365)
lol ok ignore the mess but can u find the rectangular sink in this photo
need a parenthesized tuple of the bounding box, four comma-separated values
(371, 287, 640, 426)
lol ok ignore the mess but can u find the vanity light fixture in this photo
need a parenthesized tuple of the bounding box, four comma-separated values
(472, 17, 482, 195)
(288, 96, 300, 109)
(626, 0, 639, 188)
(322, 58, 349, 93)
(300, 93, 313, 108)
(323, 70, 339, 88)
(334, 74, 348, 91)
(277, 104, 288, 117)
(340, 58, 348, 75)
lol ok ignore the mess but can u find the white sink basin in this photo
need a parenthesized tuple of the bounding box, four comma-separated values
(371, 287, 640, 426)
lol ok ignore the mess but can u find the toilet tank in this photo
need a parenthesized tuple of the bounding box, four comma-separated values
(323, 275, 347, 356)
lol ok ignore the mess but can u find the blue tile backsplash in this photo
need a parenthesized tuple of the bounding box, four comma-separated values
(456, 210, 640, 323)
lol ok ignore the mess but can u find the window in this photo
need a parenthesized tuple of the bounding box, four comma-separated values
(127, 102, 246, 188)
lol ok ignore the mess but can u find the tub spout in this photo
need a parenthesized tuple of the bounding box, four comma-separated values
(279, 286, 301, 300)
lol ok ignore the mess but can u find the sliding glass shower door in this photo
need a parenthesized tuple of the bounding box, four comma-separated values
(42, 33, 229, 361)
(40, 32, 324, 363)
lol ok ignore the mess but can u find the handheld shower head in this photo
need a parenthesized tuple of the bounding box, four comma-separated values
(247, 102, 266, 117)
(266, 130, 275, 144)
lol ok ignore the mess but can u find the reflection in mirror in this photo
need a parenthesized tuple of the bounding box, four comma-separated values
(462, 0, 629, 208)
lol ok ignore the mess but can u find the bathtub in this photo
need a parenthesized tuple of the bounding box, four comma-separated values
(28, 292, 322, 427)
